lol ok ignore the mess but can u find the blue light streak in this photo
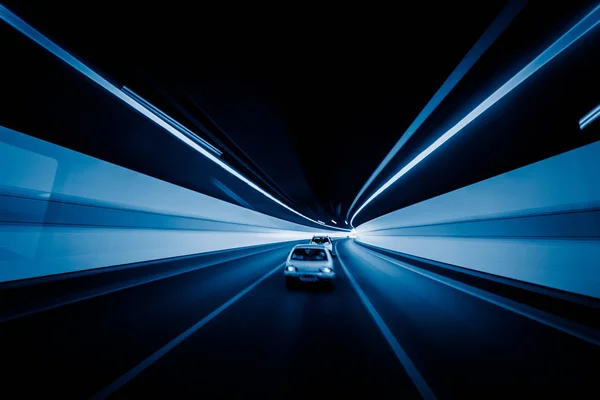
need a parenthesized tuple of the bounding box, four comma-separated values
(0, 5, 350, 232)
(346, 0, 527, 221)
(121, 86, 222, 155)
(351, 5, 600, 226)
(579, 104, 600, 129)
(210, 177, 255, 210)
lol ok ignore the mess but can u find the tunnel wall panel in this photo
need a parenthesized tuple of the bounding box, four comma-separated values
(356, 141, 600, 299)
(0, 226, 311, 282)
(0, 126, 337, 282)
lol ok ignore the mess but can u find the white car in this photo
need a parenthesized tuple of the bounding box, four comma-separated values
(284, 244, 335, 287)
(309, 235, 334, 255)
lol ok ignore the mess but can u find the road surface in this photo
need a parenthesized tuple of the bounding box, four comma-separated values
(2, 239, 598, 399)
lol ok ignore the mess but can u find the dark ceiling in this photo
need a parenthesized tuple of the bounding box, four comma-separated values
(1, 1, 599, 227)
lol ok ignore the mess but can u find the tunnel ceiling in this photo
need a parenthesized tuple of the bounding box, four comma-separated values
(2, 1, 599, 227)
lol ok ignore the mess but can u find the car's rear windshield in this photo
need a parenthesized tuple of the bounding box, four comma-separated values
(291, 248, 328, 261)
(311, 237, 330, 244)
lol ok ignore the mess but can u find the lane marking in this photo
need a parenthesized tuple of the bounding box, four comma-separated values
(354, 241, 600, 309)
(335, 242, 437, 400)
(1, 244, 291, 323)
(358, 245, 600, 347)
(91, 262, 284, 399)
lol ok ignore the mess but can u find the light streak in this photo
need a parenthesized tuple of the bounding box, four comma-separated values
(351, 5, 600, 226)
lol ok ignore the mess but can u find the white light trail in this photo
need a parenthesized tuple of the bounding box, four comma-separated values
(0, 5, 350, 232)
(351, 5, 600, 226)
(121, 86, 222, 155)
(346, 0, 527, 221)
(579, 104, 600, 130)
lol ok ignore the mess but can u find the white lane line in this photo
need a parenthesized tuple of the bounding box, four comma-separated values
(335, 242, 437, 400)
(359, 245, 600, 347)
(1, 245, 289, 323)
(91, 262, 284, 399)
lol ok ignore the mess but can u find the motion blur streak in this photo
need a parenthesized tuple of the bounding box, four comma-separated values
(354, 140, 600, 298)
(0, 126, 341, 282)
(360, 246, 600, 347)
(351, 4, 600, 226)
(4, 239, 598, 398)
(0, 4, 348, 232)
(336, 242, 437, 400)
(121, 86, 222, 155)
(91, 263, 283, 400)
(347, 0, 527, 221)
(211, 177, 255, 210)
(1, 244, 288, 323)
(579, 104, 600, 129)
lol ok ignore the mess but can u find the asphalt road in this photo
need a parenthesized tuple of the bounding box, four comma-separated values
(2, 239, 598, 399)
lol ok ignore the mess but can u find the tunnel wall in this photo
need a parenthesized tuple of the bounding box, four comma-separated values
(0, 126, 338, 283)
(355, 140, 600, 299)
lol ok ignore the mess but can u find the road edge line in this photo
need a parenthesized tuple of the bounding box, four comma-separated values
(335, 241, 437, 400)
(91, 262, 284, 399)
(2, 245, 289, 323)
(359, 245, 600, 347)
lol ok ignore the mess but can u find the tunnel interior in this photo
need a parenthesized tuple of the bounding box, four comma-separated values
(1, 1, 600, 399)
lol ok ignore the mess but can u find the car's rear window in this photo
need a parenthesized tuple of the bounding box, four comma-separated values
(291, 248, 328, 261)
(311, 237, 330, 244)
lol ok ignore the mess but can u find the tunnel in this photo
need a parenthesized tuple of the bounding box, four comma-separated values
(1, 1, 599, 399)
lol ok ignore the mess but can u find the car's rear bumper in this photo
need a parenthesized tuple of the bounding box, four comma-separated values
(284, 270, 335, 281)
